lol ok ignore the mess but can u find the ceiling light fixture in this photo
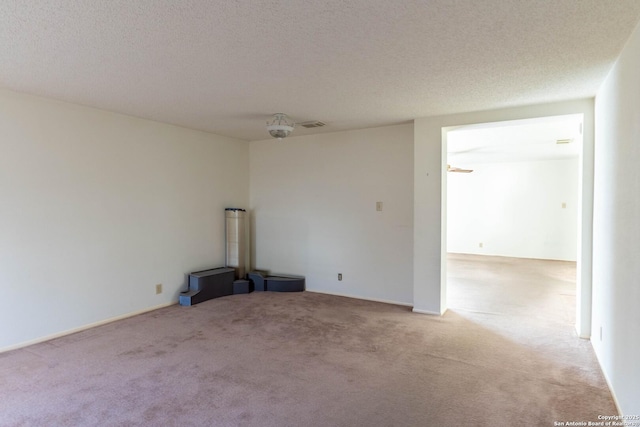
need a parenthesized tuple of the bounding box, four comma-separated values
(266, 113, 295, 140)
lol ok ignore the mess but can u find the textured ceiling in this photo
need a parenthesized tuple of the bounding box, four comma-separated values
(448, 114, 583, 165)
(2, 1, 640, 141)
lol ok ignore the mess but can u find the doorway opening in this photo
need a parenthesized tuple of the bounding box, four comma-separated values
(443, 114, 585, 333)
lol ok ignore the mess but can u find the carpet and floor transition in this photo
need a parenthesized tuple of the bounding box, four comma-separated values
(0, 255, 616, 426)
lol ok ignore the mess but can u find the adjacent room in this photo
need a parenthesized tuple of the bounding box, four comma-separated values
(445, 114, 582, 320)
(1, 1, 639, 425)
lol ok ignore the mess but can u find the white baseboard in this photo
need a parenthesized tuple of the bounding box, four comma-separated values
(575, 324, 591, 339)
(412, 307, 447, 316)
(306, 290, 448, 316)
(306, 290, 413, 307)
(0, 301, 177, 354)
(591, 341, 623, 416)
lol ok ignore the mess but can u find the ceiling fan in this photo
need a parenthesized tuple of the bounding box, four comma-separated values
(447, 164, 474, 173)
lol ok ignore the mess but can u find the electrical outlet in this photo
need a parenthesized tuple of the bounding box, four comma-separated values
(479, 242, 483, 248)
(338, 273, 342, 281)
(376, 201, 383, 211)
(562, 202, 567, 209)
(155, 284, 163, 295)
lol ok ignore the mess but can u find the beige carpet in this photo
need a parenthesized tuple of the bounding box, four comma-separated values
(0, 255, 615, 426)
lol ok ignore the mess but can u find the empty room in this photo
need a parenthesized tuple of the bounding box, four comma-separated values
(1, 1, 639, 426)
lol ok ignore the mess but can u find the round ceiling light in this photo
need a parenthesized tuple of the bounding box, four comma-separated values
(266, 113, 295, 139)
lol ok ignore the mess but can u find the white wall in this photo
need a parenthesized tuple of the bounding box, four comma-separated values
(447, 158, 579, 261)
(592, 22, 640, 415)
(0, 89, 249, 351)
(250, 124, 414, 305)
(414, 99, 594, 327)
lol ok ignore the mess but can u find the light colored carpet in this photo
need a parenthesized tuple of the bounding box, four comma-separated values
(0, 255, 615, 426)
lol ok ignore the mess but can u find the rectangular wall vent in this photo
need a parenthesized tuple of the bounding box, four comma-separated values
(300, 121, 326, 128)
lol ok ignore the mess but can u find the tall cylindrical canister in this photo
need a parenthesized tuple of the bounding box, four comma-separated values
(225, 208, 248, 279)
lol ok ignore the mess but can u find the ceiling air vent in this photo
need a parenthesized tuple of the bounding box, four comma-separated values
(299, 121, 326, 128)
(556, 138, 573, 144)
